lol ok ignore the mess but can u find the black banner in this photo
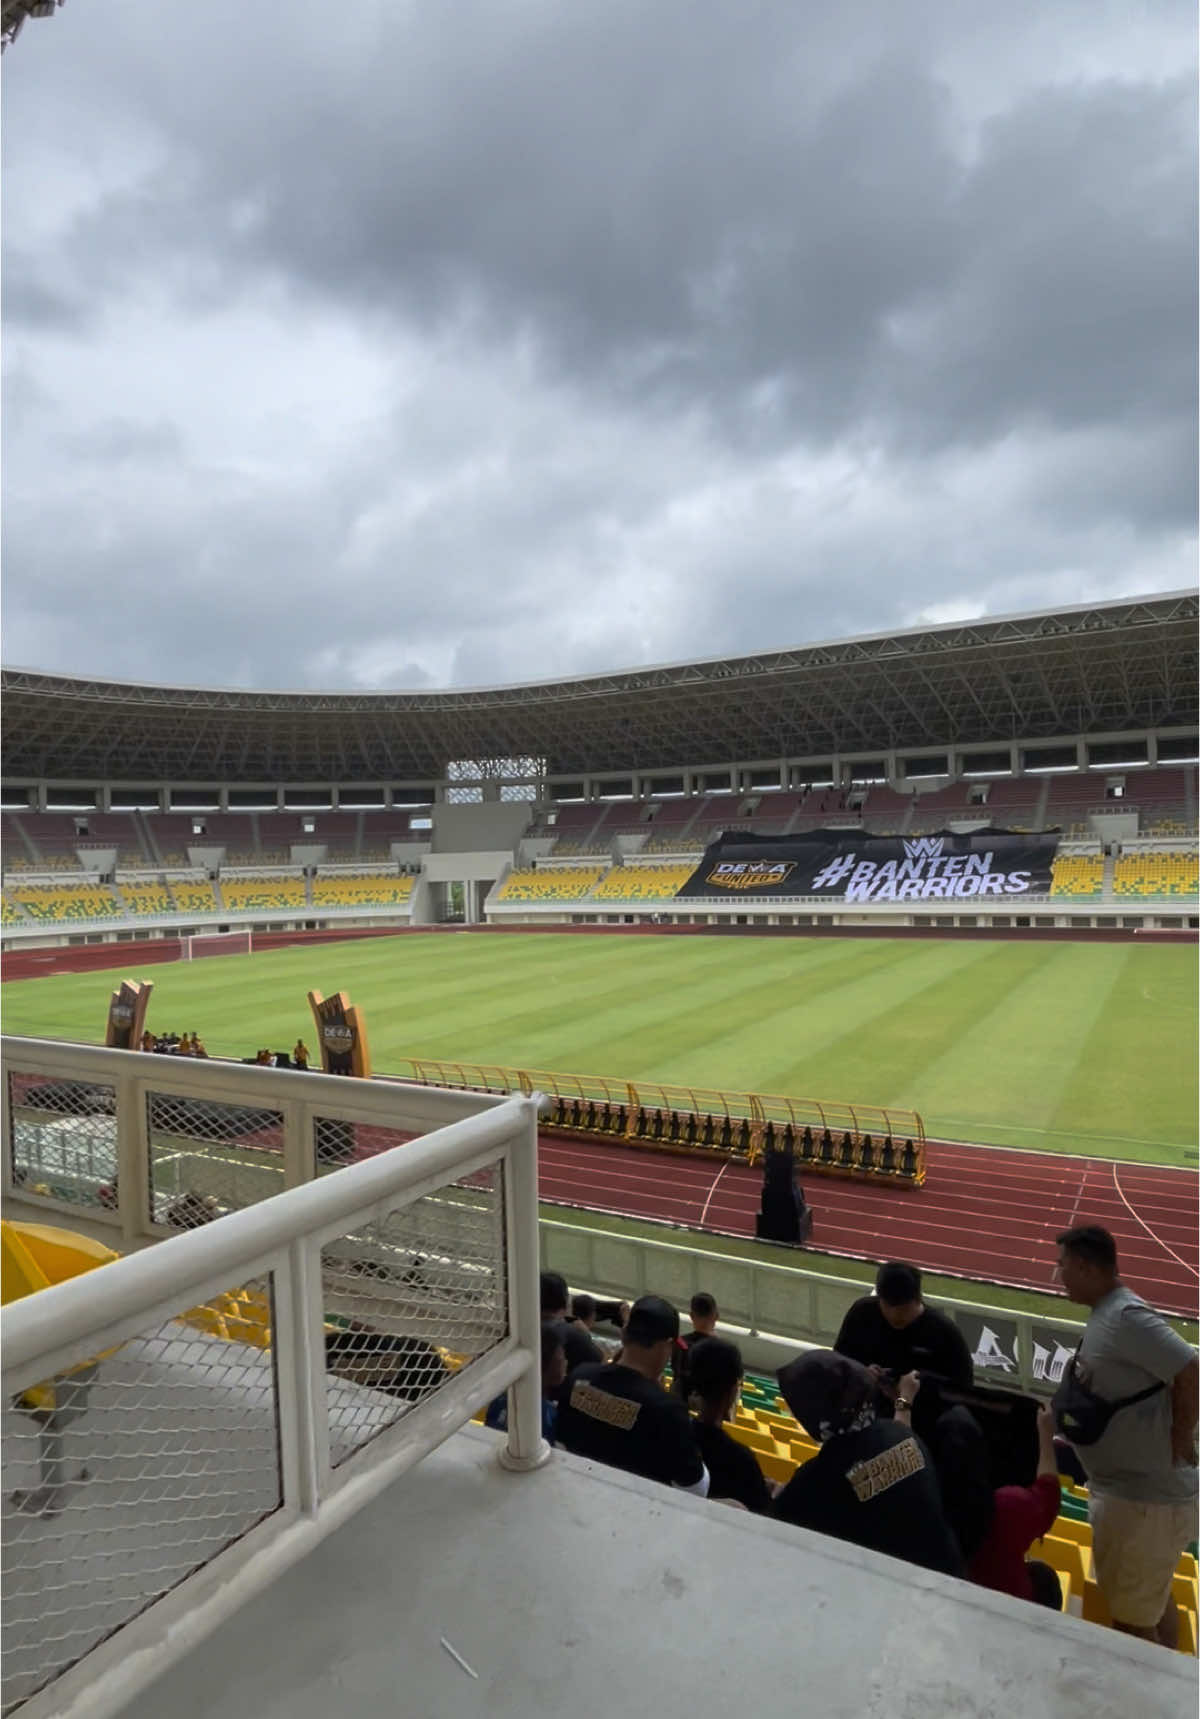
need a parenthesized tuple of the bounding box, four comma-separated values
(677, 828, 1060, 903)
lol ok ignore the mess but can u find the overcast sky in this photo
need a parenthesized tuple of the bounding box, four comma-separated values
(2, 0, 1196, 691)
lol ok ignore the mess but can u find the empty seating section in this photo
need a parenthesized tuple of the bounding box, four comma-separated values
(590, 863, 694, 900)
(1049, 853, 1104, 897)
(978, 776, 1042, 829)
(10, 882, 122, 921)
(1, 892, 25, 924)
(857, 785, 910, 834)
(549, 803, 621, 855)
(168, 879, 220, 915)
(219, 876, 308, 913)
(117, 881, 173, 916)
(493, 867, 605, 902)
(1112, 850, 1199, 898)
(142, 813, 206, 866)
(8, 814, 85, 869)
(311, 874, 415, 908)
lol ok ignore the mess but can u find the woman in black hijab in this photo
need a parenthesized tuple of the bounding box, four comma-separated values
(772, 1351, 963, 1577)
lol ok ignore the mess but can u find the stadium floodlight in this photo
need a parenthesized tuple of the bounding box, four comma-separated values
(2, 0, 64, 52)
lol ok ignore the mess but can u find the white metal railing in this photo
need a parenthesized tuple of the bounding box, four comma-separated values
(1, 1039, 548, 1719)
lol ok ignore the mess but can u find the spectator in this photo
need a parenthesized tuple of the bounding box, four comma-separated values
(570, 1293, 622, 1358)
(557, 1296, 709, 1495)
(541, 1271, 604, 1372)
(1053, 1224, 1198, 1648)
(671, 1291, 719, 1400)
(293, 1039, 310, 1070)
(191, 1033, 208, 1058)
(486, 1321, 566, 1445)
(966, 1404, 1063, 1609)
(833, 1263, 973, 1395)
(324, 1324, 450, 1403)
(772, 1351, 963, 1577)
(687, 1337, 773, 1514)
(928, 1405, 996, 1564)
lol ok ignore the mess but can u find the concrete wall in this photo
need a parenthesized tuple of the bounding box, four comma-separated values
(431, 802, 531, 853)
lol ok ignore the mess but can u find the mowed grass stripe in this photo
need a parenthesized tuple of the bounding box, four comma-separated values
(1, 933, 1194, 1164)
(888, 944, 1127, 1143)
(741, 940, 1019, 1098)
(1047, 947, 1198, 1153)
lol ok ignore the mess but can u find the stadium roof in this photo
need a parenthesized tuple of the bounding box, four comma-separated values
(1, 0, 65, 53)
(3, 592, 1197, 783)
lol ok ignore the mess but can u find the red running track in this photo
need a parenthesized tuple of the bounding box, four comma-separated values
(536, 1133, 1200, 1318)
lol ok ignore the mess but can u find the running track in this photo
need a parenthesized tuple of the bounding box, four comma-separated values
(535, 1132, 1200, 1317)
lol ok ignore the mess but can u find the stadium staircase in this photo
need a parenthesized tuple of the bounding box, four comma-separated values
(7, 811, 40, 867)
(137, 810, 165, 868)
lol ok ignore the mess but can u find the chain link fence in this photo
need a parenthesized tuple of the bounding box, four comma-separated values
(322, 1163, 509, 1467)
(6, 1072, 119, 1211)
(146, 1091, 285, 1230)
(1, 1274, 282, 1715)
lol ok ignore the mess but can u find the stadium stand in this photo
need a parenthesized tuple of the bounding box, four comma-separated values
(1049, 853, 1105, 898)
(6, 813, 87, 869)
(116, 879, 173, 916)
(907, 781, 979, 828)
(1112, 849, 1199, 898)
(219, 875, 308, 913)
(142, 812, 208, 867)
(857, 785, 912, 834)
(10, 881, 122, 921)
(975, 776, 1044, 830)
(167, 878, 220, 915)
(493, 866, 606, 902)
(1, 891, 26, 924)
(310, 873, 415, 908)
(546, 802, 609, 855)
(590, 863, 695, 900)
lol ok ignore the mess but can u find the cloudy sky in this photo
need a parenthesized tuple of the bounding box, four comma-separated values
(3, 0, 1196, 690)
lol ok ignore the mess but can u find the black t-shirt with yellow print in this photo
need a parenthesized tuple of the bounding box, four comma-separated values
(557, 1363, 706, 1489)
(772, 1418, 963, 1576)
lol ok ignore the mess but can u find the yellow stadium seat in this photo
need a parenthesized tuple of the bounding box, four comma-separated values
(168, 879, 219, 914)
(1112, 849, 1198, 899)
(117, 881, 172, 916)
(10, 883, 122, 922)
(219, 875, 308, 912)
(311, 873, 414, 908)
(1049, 853, 1104, 898)
(492, 867, 606, 903)
(590, 863, 694, 901)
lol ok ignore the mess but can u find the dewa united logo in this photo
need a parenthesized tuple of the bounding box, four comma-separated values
(707, 860, 796, 892)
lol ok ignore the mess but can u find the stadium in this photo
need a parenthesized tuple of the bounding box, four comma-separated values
(2, 591, 1198, 1715)
(2, 0, 1198, 1710)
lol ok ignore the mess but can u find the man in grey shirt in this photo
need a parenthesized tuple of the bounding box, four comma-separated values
(1055, 1224, 1198, 1648)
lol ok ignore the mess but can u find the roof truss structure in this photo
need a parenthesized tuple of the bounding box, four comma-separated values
(2, 593, 1196, 783)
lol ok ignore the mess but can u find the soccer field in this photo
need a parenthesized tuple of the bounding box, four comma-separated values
(2, 933, 1196, 1164)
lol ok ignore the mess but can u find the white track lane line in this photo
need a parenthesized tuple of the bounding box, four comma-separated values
(699, 1160, 731, 1228)
(1111, 1161, 1200, 1282)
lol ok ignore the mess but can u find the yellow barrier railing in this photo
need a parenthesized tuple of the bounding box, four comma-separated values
(387, 1058, 925, 1185)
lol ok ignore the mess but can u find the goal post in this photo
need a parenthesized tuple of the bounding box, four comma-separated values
(181, 929, 254, 961)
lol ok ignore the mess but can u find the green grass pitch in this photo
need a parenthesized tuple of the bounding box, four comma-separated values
(2, 932, 1195, 1164)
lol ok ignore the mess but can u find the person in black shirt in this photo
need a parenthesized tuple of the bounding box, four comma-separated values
(671, 1292, 720, 1400)
(541, 1270, 604, 1376)
(772, 1350, 963, 1577)
(833, 1262, 973, 1398)
(557, 1296, 709, 1495)
(687, 1337, 773, 1514)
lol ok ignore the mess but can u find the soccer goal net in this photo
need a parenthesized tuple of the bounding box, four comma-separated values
(181, 929, 254, 961)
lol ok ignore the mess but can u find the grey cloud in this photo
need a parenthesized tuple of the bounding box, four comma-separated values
(1, 0, 1195, 692)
